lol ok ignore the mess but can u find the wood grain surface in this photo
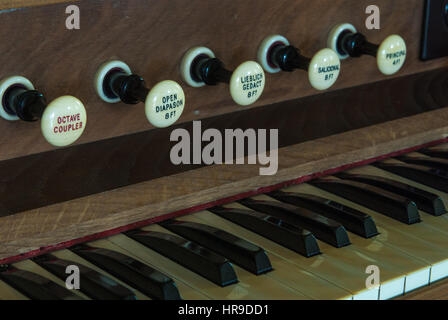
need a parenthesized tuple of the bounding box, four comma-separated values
(0, 106, 447, 263)
(0, 0, 446, 162)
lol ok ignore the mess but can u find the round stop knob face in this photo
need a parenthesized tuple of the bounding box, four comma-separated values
(41, 96, 87, 147)
(377, 35, 407, 75)
(308, 48, 341, 91)
(145, 80, 185, 128)
(229, 61, 265, 106)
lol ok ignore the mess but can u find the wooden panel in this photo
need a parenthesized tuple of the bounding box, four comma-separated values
(0, 0, 74, 9)
(0, 1, 445, 299)
(0, 106, 448, 263)
(0, 0, 446, 162)
(0, 68, 447, 217)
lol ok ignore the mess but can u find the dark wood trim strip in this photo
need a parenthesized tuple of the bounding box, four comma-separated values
(1, 67, 447, 218)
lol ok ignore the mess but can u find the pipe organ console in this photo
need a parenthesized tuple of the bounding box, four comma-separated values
(257, 35, 341, 90)
(0, 0, 447, 301)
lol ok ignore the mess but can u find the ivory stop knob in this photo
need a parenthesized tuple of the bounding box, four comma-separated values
(376, 35, 407, 76)
(41, 96, 87, 147)
(258, 35, 341, 91)
(0, 76, 87, 147)
(181, 47, 266, 106)
(229, 61, 265, 106)
(308, 48, 341, 91)
(95, 60, 186, 128)
(145, 80, 185, 128)
(328, 23, 407, 75)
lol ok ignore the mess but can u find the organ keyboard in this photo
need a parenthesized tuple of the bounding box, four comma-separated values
(0, 0, 447, 301)
(1, 143, 448, 300)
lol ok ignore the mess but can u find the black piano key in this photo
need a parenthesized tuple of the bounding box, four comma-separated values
(310, 177, 421, 225)
(238, 198, 351, 248)
(268, 191, 379, 238)
(0, 265, 81, 300)
(70, 244, 181, 300)
(336, 172, 446, 216)
(396, 155, 448, 171)
(209, 206, 321, 257)
(374, 162, 448, 193)
(32, 254, 137, 300)
(126, 230, 238, 287)
(160, 219, 272, 275)
(419, 145, 448, 159)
